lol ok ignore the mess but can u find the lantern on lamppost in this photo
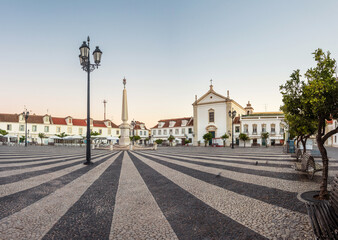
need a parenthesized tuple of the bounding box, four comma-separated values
(22, 110, 29, 147)
(79, 36, 102, 165)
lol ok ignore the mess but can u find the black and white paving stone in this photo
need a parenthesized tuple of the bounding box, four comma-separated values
(0, 146, 336, 239)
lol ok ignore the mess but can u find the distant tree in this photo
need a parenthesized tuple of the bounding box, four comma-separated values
(221, 133, 229, 147)
(261, 132, 269, 147)
(90, 131, 101, 136)
(155, 139, 163, 145)
(56, 132, 68, 138)
(38, 133, 46, 146)
(0, 129, 8, 136)
(203, 133, 213, 147)
(239, 133, 249, 148)
(19, 136, 25, 143)
(168, 135, 175, 146)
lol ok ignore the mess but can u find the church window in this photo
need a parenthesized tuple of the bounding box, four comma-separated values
(247, 111, 250, 115)
(271, 124, 275, 134)
(262, 124, 266, 133)
(208, 109, 215, 123)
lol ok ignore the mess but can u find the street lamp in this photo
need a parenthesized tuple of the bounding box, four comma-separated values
(79, 36, 103, 165)
(22, 110, 29, 147)
(131, 120, 136, 145)
(228, 109, 237, 149)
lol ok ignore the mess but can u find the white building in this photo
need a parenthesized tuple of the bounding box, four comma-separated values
(0, 113, 120, 145)
(325, 119, 338, 148)
(240, 105, 285, 146)
(151, 117, 194, 145)
(192, 84, 245, 146)
(130, 121, 150, 144)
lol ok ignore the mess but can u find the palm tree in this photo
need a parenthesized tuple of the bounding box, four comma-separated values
(261, 132, 269, 147)
(38, 133, 46, 146)
(0, 129, 8, 136)
(56, 132, 68, 138)
(203, 133, 213, 147)
(221, 133, 229, 147)
(239, 133, 250, 148)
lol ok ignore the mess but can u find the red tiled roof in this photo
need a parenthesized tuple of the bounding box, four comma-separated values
(72, 119, 87, 126)
(93, 120, 106, 127)
(151, 117, 193, 129)
(0, 113, 18, 123)
(52, 117, 67, 125)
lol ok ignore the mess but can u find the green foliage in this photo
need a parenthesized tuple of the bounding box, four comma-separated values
(261, 132, 269, 140)
(90, 131, 101, 136)
(239, 133, 250, 147)
(184, 139, 191, 144)
(155, 139, 163, 144)
(221, 133, 229, 140)
(56, 132, 68, 138)
(0, 129, 8, 136)
(38, 133, 46, 139)
(280, 69, 317, 146)
(203, 133, 213, 146)
(19, 136, 25, 142)
(168, 135, 175, 142)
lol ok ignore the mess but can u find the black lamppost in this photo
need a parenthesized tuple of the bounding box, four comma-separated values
(131, 120, 136, 145)
(23, 110, 29, 147)
(228, 109, 237, 149)
(79, 36, 102, 165)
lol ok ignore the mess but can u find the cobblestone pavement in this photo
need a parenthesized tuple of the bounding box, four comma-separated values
(0, 146, 337, 239)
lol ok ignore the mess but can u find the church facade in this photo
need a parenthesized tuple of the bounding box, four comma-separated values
(192, 84, 245, 146)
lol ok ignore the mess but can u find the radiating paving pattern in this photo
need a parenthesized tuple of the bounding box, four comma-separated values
(0, 146, 336, 239)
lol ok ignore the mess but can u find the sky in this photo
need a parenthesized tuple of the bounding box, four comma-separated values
(1, 0, 338, 128)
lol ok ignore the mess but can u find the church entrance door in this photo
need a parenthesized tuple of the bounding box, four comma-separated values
(209, 131, 215, 146)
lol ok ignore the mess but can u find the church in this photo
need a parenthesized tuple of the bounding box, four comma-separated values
(192, 82, 246, 146)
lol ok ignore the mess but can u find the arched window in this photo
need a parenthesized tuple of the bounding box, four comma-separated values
(247, 111, 250, 115)
(252, 124, 257, 134)
(208, 109, 215, 123)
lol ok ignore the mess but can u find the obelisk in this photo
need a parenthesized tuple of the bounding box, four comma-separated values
(119, 78, 131, 146)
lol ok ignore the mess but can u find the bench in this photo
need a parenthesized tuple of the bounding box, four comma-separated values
(305, 176, 338, 239)
(295, 152, 323, 179)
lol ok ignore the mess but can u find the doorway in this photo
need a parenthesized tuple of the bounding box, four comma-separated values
(209, 131, 215, 146)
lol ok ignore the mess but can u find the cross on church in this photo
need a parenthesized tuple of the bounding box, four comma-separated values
(210, 79, 213, 86)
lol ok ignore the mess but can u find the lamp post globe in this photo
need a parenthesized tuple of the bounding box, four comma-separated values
(79, 36, 102, 165)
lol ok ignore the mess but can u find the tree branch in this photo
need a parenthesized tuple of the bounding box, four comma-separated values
(322, 127, 338, 143)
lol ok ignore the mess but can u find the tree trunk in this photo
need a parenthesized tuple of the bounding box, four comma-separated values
(244, 141, 246, 148)
(317, 119, 329, 199)
(296, 136, 300, 148)
(223, 140, 225, 147)
(300, 136, 307, 154)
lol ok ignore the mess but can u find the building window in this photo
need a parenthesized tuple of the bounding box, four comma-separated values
(7, 124, 12, 131)
(140, 131, 142, 136)
(158, 130, 161, 135)
(68, 118, 72, 124)
(244, 124, 248, 134)
(116, 130, 119, 135)
(271, 124, 275, 134)
(32, 125, 37, 132)
(335, 136, 337, 143)
(235, 126, 240, 133)
(144, 131, 147, 135)
(262, 124, 266, 133)
(188, 128, 192, 134)
(280, 124, 285, 134)
(44, 126, 49, 132)
(164, 130, 167, 135)
(67, 127, 72, 134)
(56, 127, 61, 133)
(252, 124, 257, 134)
(182, 128, 185, 134)
(153, 130, 156, 135)
(175, 129, 179, 135)
(79, 128, 83, 135)
(208, 109, 215, 123)
(169, 129, 173, 135)
(19, 125, 24, 131)
(99, 129, 102, 134)
(108, 129, 111, 135)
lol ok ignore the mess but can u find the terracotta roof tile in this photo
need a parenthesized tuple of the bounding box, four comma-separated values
(72, 119, 87, 126)
(93, 120, 106, 127)
(52, 117, 67, 125)
(151, 117, 193, 129)
(0, 113, 18, 123)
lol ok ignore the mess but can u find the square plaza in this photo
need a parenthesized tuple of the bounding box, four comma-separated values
(0, 146, 337, 239)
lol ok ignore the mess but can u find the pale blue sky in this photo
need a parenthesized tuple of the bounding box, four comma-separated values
(1, 0, 337, 127)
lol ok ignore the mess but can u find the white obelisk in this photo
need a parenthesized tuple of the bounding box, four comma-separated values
(119, 78, 131, 146)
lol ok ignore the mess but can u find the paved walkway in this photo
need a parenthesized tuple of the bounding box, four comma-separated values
(0, 146, 337, 239)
